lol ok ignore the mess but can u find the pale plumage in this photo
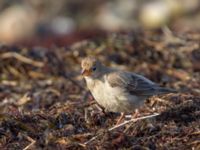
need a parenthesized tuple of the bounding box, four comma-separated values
(81, 56, 176, 113)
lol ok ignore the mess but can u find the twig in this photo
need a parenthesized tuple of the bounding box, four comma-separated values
(109, 113, 159, 131)
(23, 135, 36, 150)
(162, 26, 185, 45)
(84, 113, 160, 145)
(0, 52, 44, 67)
(84, 134, 100, 145)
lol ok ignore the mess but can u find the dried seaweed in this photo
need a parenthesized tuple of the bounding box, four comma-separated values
(0, 30, 200, 149)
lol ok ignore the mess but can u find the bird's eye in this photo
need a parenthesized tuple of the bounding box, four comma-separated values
(92, 67, 96, 71)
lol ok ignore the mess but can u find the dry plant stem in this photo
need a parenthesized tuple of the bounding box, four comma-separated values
(0, 52, 44, 67)
(162, 26, 185, 44)
(84, 113, 160, 145)
(23, 135, 36, 150)
(109, 113, 159, 131)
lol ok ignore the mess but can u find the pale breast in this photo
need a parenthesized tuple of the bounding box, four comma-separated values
(85, 76, 146, 113)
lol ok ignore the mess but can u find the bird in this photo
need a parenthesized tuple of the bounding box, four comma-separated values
(81, 56, 176, 124)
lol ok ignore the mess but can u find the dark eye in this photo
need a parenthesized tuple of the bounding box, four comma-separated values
(92, 67, 96, 71)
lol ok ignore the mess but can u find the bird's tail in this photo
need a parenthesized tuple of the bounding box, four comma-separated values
(155, 87, 177, 95)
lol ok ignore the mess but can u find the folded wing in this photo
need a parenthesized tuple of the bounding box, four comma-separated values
(107, 72, 175, 96)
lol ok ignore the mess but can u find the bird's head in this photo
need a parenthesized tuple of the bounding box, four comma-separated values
(81, 56, 103, 78)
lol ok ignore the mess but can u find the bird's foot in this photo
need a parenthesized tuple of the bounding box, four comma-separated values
(132, 109, 140, 119)
(115, 112, 125, 125)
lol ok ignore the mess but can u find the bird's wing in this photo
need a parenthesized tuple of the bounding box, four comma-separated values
(107, 71, 159, 96)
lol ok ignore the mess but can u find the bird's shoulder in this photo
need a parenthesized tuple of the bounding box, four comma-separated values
(106, 71, 133, 87)
(106, 70, 158, 96)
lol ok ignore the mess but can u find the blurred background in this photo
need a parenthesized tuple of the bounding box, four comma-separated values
(0, 0, 200, 45)
(0, 1, 200, 149)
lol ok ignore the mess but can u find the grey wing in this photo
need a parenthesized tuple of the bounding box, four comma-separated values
(107, 72, 170, 96)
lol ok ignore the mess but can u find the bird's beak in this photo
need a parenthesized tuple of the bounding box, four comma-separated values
(81, 69, 91, 76)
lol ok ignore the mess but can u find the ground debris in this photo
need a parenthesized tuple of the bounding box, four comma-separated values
(0, 31, 200, 149)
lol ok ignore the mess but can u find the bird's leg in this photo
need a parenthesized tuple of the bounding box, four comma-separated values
(116, 112, 125, 125)
(132, 109, 139, 118)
